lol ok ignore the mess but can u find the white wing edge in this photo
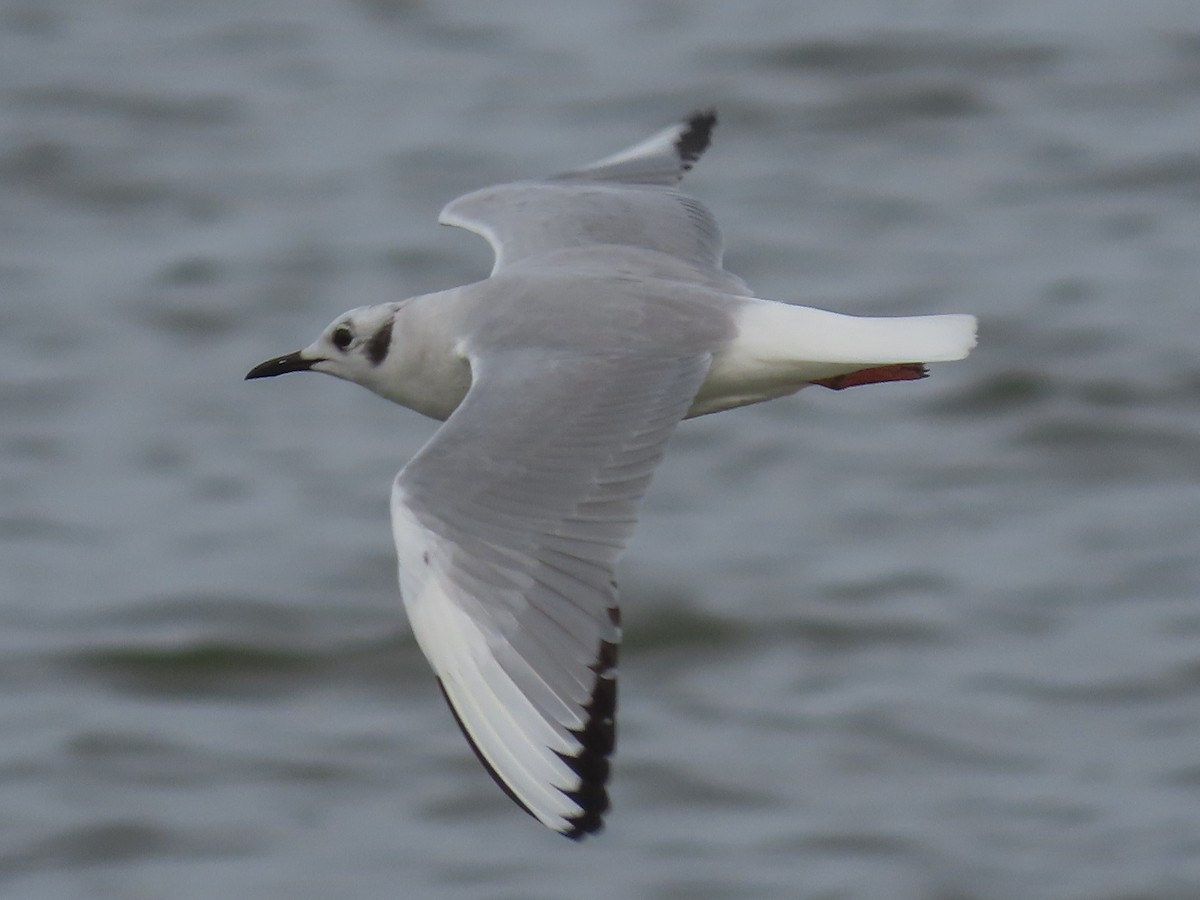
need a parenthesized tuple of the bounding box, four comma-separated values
(561, 108, 717, 183)
(438, 203, 507, 274)
(393, 491, 616, 839)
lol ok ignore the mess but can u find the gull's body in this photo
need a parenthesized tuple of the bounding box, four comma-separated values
(247, 110, 976, 839)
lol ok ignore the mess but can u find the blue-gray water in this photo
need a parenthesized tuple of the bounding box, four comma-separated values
(4, 2, 1200, 898)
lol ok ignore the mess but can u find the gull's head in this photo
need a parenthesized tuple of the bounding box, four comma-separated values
(245, 305, 398, 387)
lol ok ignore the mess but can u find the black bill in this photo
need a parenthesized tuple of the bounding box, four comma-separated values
(245, 351, 317, 380)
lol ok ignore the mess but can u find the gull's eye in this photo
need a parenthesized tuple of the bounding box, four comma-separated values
(331, 326, 353, 351)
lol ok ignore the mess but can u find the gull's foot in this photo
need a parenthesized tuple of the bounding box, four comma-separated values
(811, 363, 928, 390)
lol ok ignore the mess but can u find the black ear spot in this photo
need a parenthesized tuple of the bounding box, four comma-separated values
(367, 318, 393, 365)
(332, 325, 353, 351)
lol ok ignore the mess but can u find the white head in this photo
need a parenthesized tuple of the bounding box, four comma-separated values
(246, 304, 400, 390)
(246, 299, 472, 420)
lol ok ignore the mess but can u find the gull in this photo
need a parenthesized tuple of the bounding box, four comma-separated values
(246, 109, 976, 840)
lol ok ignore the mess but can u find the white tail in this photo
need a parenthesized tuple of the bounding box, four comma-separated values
(735, 300, 977, 365)
(689, 299, 977, 416)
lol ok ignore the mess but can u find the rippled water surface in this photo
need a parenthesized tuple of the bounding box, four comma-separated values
(4, 2, 1200, 898)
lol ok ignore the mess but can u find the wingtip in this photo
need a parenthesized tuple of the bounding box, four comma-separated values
(677, 108, 717, 171)
(434, 637, 619, 841)
(555, 639, 618, 840)
(547, 106, 720, 186)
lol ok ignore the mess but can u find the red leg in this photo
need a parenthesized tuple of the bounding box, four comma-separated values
(811, 363, 928, 391)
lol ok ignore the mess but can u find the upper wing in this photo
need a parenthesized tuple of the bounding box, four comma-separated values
(391, 348, 711, 838)
(438, 109, 747, 291)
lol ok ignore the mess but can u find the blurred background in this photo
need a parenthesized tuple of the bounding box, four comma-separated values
(3, 1, 1200, 898)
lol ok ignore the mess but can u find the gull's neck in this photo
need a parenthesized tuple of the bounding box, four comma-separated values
(358, 289, 474, 421)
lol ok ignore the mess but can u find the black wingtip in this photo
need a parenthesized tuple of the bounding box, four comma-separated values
(435, 636, 619, 841)
(558, 639, 618, 840)
(676, 108, 717, 172)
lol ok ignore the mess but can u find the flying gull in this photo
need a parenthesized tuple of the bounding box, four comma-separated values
(247, 109, 977, 839)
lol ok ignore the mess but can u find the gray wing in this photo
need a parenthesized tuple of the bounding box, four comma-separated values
(439, 109, 749, 293)
(391, 347, 711, 839)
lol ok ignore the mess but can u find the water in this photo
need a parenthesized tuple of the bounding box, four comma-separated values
(4, 1, 1200, 897)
